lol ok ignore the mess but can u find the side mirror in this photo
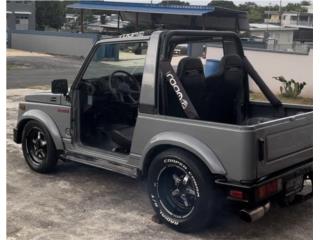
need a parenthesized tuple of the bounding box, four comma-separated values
(51, 79, 68, 95)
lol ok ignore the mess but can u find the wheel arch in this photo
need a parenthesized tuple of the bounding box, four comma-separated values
(16, 109, 64, 150)
(141, 132, 226, 178)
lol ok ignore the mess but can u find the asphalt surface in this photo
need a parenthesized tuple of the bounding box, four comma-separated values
(6, 50, 313, 240)
(7, 49, 82, 88)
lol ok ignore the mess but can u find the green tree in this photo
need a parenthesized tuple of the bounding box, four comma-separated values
(237, 2, 258, 11)
(159, 1, 190, 5)
(207, 0, 237, 9)
(300, 1, 311, 6)
(36, 1, 67, 30)
(237, 2, 265, 23)
(284, 3, 308, 12)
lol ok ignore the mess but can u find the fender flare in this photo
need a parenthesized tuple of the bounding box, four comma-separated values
(141, 132, 226, 175)
(17, 109, 64, 150)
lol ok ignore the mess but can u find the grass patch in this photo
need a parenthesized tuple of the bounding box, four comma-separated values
(250, 92, 312, 105)
(7, 63, 32, 70)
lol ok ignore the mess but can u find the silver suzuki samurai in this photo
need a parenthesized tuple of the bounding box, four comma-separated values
(13, 30, 313, 232)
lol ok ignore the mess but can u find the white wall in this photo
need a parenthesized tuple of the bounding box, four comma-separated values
(207, 47, 313, 98)
(11, 31, 99, 58)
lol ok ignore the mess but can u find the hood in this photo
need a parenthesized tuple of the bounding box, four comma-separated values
(25, 92, 63, 105)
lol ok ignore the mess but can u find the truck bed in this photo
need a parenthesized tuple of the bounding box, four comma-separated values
(245, 101, 312, 178)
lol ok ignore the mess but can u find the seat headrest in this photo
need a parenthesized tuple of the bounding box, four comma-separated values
(220, 55, 243, 69)
(177, 57, 204, 77)
(211, 55, 243, 77)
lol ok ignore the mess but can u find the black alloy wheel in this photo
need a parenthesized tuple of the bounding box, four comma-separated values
(26, 127, 47, 166)
(148, 148, 221, 233)
(157, 165, 197, 218)
(22, 120, 58, 173)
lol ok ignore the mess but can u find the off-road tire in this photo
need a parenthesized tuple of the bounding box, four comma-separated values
(147, 148, 218, 233)
(22, 120, 58, 173)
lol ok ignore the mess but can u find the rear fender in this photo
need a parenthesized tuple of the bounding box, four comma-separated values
(17, 109, 64, 150)
(142, 132, 226, 175)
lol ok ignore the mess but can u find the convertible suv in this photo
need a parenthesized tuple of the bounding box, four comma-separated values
(13, 30, 313, 232)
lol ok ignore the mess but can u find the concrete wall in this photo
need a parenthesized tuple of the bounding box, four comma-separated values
(207, 47, 313, 98)
(251, 30, 294, 45)
(11, 31, 100, 58)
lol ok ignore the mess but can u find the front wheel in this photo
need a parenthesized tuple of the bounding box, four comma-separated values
(22, 120, 58, 173)
(147, 148, 219, 233)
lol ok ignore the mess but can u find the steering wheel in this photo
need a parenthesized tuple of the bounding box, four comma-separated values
(108, 70, 141, 104)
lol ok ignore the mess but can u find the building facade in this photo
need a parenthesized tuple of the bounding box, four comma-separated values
(281, 12, 313, 28)
(249, 23, 298, 51)
(7, 1, 36, 31)
(264, 11, 281, 24)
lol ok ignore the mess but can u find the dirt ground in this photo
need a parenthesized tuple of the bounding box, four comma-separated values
(6, 50, 313, 240)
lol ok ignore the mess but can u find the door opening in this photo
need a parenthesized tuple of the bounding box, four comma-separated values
(77, 41, 148, 154)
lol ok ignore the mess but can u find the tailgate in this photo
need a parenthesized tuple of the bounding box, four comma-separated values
(256, 112, 313, 178)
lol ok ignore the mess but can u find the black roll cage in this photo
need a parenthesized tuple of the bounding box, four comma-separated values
(158, 30, 282, 118)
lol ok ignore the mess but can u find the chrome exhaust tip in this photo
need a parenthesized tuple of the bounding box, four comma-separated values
(239, 202, 271, 223)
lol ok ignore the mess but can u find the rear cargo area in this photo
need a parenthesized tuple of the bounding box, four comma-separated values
(242, 101, 312, 126)
(248, 102, 313, 178)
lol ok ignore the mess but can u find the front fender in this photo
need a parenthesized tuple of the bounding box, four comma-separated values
(17, 109, 64, 150)
(142, 132, 226, 175)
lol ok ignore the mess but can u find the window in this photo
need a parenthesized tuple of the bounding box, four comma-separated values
(291, 16, 297, 21)
(83, 42, 148, 81)
(299, 16, 308, 22)
(15, 15, 28, 25)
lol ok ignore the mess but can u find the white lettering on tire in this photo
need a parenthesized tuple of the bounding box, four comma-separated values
(160, 210, 179, 226)
(150, 194, 159, 208)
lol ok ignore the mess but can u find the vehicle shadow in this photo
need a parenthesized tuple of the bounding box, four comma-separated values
(54, 160, 312, 239)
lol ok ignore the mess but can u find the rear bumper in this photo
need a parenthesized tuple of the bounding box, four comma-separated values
(215, 160, 312, 206)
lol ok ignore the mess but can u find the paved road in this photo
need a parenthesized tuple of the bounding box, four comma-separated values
(7, 89, 313, 240)
(7, 49, 83, 89)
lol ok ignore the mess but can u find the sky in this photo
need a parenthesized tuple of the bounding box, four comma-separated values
(104, 0, 312, 6)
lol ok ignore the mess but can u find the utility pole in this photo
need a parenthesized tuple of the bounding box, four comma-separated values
(80, 9, 84, 33)
(279, 0, 282, 13)
(279, 0, 282, 26)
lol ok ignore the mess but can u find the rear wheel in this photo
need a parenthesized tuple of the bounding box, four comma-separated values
(22, 120, 58, 173)
(147, 148, 219, 233)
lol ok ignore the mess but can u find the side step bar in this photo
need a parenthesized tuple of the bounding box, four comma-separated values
(61, 152, 139, 179)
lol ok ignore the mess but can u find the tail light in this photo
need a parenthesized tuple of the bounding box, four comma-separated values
(256, 179, 282, 200)
(229, 190, 244, 200)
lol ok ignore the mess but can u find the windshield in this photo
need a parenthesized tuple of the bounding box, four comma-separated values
(83, 42, 148, 80)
